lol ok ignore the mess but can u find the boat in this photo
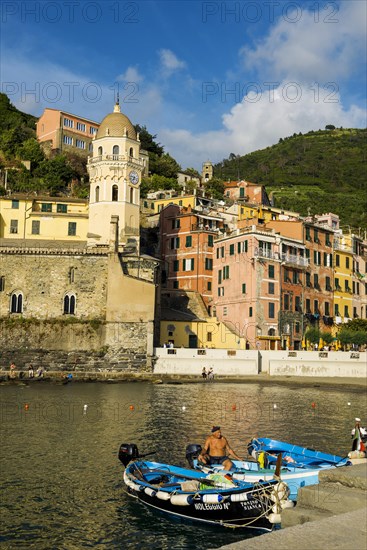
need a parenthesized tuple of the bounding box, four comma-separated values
(248, 438, 351, 468)
(118, 443, 292, 531)
(186, 440, 350, 502)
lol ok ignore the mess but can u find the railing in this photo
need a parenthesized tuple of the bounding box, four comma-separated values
(254, 247, 277, 260)
(280, 253, 309, 267)
(191, 223, 218, 232)
(88, 154, 144, 166)
(334, 240, 353, 253)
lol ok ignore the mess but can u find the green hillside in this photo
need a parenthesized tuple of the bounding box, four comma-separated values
(214, 128, 367, 230)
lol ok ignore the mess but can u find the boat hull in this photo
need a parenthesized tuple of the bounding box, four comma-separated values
(127, 486, 274, 530)
(122, 460, 286, 530)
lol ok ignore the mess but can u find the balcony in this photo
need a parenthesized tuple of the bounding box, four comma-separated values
(254, 247, 278, 261)
(280, 253, 309, 268)
(88, 154, 144, 166)
(334, 239, 352, 253)
(191, 223, 218, 232)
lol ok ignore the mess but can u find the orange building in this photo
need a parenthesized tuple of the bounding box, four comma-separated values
(36, 108, 100, 157)
(159, 204, 224, 310)
(224, 180, 271, 205)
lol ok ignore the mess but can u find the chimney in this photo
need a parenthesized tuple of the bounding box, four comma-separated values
(109, 215, 119, 252)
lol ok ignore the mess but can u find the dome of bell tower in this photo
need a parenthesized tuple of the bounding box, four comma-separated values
(96, 101, 137, 140)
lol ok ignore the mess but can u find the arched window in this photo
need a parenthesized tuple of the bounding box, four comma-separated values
(268, 328, 276, 336)
(98, 146, 102, 156)
(64, 293, 76, 315)
(112, 145, 119, 157)
(112, 185, 118, 201)
(129, 147, 134, 157)
(95, 186, 100, 202)
(130, 187, 134, 203)
(10, 292, 23, 313)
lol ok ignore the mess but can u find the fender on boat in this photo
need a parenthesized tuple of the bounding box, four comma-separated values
(267, 512, 282, 524)
(230, 492, 249, 502)
(170, 494, 193, 506)
(156, 490, 171, 501)
(201, 494, 224, 504)
(144, 487, 157, 497)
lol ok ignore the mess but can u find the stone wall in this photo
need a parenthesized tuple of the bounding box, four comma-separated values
(0, 319, 152, 373)
(0, 251, 108, 318)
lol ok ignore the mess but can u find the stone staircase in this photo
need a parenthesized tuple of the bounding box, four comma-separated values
(282, 462, 367, 527)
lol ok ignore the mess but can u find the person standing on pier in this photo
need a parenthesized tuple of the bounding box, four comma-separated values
(351, 418, 367, 452)
(9, 362, 16, 379)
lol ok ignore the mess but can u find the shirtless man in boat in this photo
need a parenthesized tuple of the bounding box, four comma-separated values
(198, 426, 241, 471)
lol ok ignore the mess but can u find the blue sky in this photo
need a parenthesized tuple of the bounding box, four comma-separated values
(1, 0, 366, 169)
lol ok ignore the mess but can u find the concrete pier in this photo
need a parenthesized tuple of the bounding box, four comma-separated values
(217, 463, 367, 550)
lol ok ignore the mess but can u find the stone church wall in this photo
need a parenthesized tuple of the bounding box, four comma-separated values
(0, 252, 108, 319)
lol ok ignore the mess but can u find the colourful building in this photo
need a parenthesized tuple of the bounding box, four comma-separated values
(0, 194, 88, 241)
(36, 108, 100, 157)
(159, 204, 224, 309)
(212, 225, 282, 350)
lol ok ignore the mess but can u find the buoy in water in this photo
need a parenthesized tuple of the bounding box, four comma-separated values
(182, 406, 186, 411)
(24, 403, 29, 411)
(311, 402, 316, 409)
(231, 404, 236, 411)
(83, 404, 88, 414)
(129, 405, 134, 411)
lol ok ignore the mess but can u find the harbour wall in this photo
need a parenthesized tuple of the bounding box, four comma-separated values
(153, 348, 367, 378)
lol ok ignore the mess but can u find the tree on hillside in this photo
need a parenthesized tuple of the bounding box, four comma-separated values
(16, 138, 45, 167)
(325, 125, 336, 130)
(184, 167, 201, 178)
(134, 124, 164, 156)
(64, 151, 88, 181)
(0, 126, 35, 158)
(34, 156, 76, 194)
(149, 152, 181, 178)
(0, 93, 37, 132)
(205, 178, 225, 200)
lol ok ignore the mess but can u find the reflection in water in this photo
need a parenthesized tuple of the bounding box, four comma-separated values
(0, 382, 365, 549)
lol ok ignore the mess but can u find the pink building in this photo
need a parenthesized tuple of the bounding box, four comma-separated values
(213, 225, 282, 350)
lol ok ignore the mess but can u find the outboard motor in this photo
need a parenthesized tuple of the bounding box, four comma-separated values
(118, 443, 139, 467)
(185, 444, 202, 468)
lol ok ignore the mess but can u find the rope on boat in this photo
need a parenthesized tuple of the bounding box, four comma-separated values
(218, 482, 278, 529)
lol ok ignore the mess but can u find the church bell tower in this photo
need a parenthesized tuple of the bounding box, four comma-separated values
(87, 100, 145, 253)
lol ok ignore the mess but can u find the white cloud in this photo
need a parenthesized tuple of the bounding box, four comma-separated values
(160, 83, 367, 169)
(117, 66, 143, 83)
(159, 49, 186, 75)
(240, 1, 366, 83)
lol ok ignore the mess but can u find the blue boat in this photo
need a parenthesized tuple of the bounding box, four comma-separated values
(186, 440, 351, 502)
(248, 438, 351, 468)
(118, 443, 292, 531)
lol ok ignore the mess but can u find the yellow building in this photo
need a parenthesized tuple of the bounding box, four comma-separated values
(333, 233, 353, 323)
(237, 204, 300, 224)
(160, 317, 247, 349)
(142, 194, 201, 215)
(0, 194, 89, 241)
